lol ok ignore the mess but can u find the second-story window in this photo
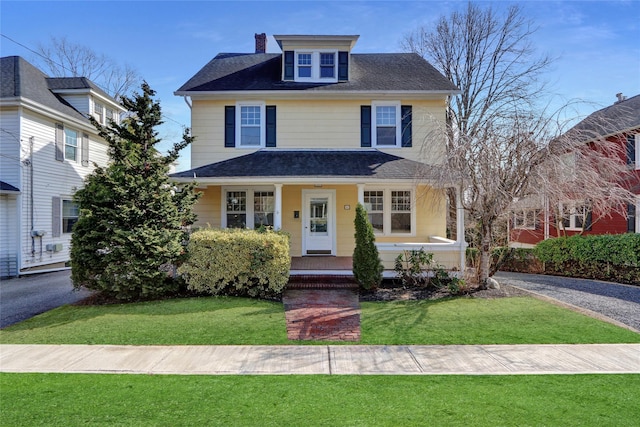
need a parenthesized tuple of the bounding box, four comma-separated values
(64, 128, 78, 161)
(94, 102, 104, 123)
(372, 102, 401, 147)
(236, 103, 265, 147)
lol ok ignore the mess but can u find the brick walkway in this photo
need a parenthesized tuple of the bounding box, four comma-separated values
(283, 288, 361, 341)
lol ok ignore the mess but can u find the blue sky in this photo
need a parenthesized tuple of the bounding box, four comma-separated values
(1, 1, 639, 171)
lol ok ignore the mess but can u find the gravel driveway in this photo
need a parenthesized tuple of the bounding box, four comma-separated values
(494, 271, 640, 332)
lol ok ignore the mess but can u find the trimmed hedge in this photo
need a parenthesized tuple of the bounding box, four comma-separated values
(178, 228, 291, 298)
(533, 234, 640, 285)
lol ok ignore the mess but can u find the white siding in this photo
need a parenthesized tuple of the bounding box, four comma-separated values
(18, 109, 109, 271)
(0, 108, 22, 189)
(0, 194, 19, 273)
(59, 94, 90, 116)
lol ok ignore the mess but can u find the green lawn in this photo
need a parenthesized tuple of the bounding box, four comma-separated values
(1, 296, 638, 344)
(2, 373, 638, 426)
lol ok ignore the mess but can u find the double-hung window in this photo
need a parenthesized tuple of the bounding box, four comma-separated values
(319, 53, 335, 78)
(363, 189, 414, 235)
(224, 189, 275, 229)
(372, 102, 401, 147)
(62, 200, 79, 233)
(236, 103, 265, 147)
(513, 209, 539, 230)
(297, 53, 312, 78)
(226, 191, 247, 228)
(560, 202, 588, 230)
(363, 191, 384, 233)
(94, 102, 104, 123)
(64, 128, 78, 161)
(254, 191, 275, 228)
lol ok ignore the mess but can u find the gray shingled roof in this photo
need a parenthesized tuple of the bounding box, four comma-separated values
(176, 53, 458, 93)
(566, 94, 640, 140)
(1, 56, 113, 122)
(171, 149, 445, 182)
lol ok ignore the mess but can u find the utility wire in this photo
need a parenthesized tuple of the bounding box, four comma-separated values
(1, 33, 189, 130)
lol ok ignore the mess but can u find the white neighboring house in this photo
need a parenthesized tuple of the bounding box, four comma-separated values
(0, 56, 124, 277)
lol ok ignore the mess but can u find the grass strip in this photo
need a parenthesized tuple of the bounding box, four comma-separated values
(1, 296, 638, 345)
(2, 373, 638, 426)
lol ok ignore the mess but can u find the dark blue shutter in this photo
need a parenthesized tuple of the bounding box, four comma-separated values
(284, 51, 294, 81)
(627, 203, 636, 233)
(338, 51, 349, 81)
(224, 106, 235, 148)
(266, 106, 276, 147)
(401, 105, 412, 147)
(627, 135, 636, 165)
(361, 106, 371, 147)
(584, 207, 593, 231)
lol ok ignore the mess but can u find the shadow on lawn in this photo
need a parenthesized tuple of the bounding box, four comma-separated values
(0, 296, 285, 332)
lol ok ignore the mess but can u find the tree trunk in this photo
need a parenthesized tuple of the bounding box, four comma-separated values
(478, 221, 492, 289)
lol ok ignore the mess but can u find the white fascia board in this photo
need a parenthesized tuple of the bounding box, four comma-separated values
(169, 176, 443, 187)
(174, 89, 460, 100)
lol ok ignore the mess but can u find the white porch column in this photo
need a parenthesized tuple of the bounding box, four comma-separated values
(274, 183, 283, 230)
(455, 186, 466, 273)
(357, 183, 365, 205)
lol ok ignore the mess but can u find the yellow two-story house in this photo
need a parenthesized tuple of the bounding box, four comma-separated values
(172, 34, 466, 273)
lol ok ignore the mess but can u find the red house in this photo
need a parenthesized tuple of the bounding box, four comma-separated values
(510, 93, 640, 247)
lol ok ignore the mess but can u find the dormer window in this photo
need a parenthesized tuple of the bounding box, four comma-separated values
(94, 102, 103, 123)
(292, 51, 338, 83)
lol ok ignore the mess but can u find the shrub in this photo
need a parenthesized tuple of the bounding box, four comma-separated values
(394, 248, 466, 293)
(352, 203, 383, 290)
(179, 228, 291, 298)
(534, 234, 640, 285)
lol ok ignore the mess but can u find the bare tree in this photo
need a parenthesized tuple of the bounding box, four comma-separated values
(36, 36, 140, 100)
(404, 3, 634, 285)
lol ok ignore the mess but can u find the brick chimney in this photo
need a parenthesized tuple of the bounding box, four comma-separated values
(255, 33, 267, 54)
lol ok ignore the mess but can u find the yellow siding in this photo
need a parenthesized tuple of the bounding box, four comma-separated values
(193, 187, 221, 228)
(190, 98, 447, 168)
(191, 184, 447, 258)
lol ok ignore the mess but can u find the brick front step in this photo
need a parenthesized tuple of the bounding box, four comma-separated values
(287, 275, 358, 290)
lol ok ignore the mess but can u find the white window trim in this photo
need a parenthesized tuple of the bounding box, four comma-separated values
(513, 209, 539, 230)
(635, 196, 640, 234)
(294, 50, 338, 83)
(363, 187, 416, 236)
(64, 127, 78, 162)
(235, 101, 266, 148)
(371, 101, 402, 148)
(559, 202, 587, 231)
(221, 186, 275, 229)
(635, 134, 640, 171)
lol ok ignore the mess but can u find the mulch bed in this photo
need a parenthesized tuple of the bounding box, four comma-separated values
(359, 283, 530, 302)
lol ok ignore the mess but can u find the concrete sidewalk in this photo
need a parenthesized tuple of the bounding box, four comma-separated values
(1, 344, 638, 375)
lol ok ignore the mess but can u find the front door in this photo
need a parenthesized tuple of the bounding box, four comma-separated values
(302, 190, 335, 255)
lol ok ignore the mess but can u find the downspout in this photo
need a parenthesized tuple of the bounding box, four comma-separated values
(29, 136, 34, 257)
(183, 96, 192, 110)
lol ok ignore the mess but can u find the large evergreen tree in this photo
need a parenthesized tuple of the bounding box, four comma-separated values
(71, 82, 199, 300)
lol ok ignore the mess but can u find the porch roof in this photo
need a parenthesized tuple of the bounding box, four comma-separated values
(170, 149, 450, 184)
(0, 180, 19, 193)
